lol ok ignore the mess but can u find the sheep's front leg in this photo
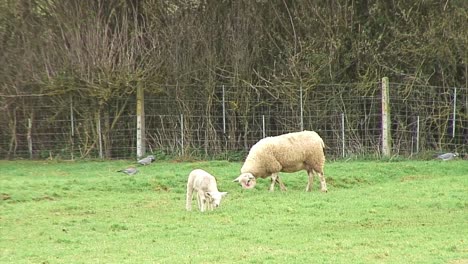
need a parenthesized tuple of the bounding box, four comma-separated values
(204, 195, 213, 211)
(318, 172, 328, 192)
(269, 174, 277, 191)
(270, 173, 287, 191)
(207, 199, 213, 211)
(197, 191, 206, 212)
(276, 175, 287, 191)
(306, 170, 315, 192)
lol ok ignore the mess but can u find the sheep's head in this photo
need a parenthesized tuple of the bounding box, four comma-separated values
(233, 173, 257, 189)
(205, 191, 228, 208)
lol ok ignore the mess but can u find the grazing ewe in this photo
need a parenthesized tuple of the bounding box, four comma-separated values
(138, 155, 155, 166)
(186, 169, 227, 212)
(233, 130, 327, 192)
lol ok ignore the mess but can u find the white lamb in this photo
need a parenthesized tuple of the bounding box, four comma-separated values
(186, 169, 228, 212)
(233, 130, 328, 192)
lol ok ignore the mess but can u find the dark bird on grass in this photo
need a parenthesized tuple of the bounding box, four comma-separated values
(117, 167, 139, 175)
(436, 152, 458, 161)
(138, 155, 155, 166)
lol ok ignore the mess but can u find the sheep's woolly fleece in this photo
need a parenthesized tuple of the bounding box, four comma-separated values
(237, 130, 325, 190)
(186, 169, 227, 212)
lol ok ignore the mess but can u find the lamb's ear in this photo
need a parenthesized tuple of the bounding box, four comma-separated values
(233, 176, 241, 182)
(220, 192, 228, 196)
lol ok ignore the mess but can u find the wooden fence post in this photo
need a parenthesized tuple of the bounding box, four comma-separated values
(136, 85, 145, 159)
(381, 77, 391, 157)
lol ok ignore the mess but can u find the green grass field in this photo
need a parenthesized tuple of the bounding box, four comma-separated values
(0, 159, 467, 263)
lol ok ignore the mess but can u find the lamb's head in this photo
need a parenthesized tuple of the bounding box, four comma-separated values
(233, 173, 257, 189)
(205, 191, 228, 208)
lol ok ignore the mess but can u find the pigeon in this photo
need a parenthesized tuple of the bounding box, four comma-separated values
(138, 155, 155, 166)
(117, 167, 139, 175)
(436, 152, 458, 161)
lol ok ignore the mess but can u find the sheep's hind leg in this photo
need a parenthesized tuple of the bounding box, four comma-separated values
(306, 170, 315, 192)
(186, 188, 193, 211)
(318, 172, 328, 192)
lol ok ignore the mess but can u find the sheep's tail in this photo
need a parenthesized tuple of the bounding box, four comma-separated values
(311, 131, 326, 149)
(319, 137, 326, 149)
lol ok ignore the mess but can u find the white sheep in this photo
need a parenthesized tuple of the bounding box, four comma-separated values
(233, 130, 328, 192)
(186, 169, 228, 212)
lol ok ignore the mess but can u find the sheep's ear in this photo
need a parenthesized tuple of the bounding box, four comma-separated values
(221, 192, 228, 196)
(233, 176, 241, 182)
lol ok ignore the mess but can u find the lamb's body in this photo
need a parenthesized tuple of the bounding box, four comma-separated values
(235, 131, 327, 192)
(186, 169, 227, 212)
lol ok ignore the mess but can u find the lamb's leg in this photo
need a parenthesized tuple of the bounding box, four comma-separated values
(318, 172, 328, 192)
(306, 170, 315, 192)
(199, 191, 209, 212)
(197, 191, 204, 212)
(276, 175, 287, 191)
(208, 196, 215, 211)
(204, 195, 211, 211)
(201, 200, 206, 212)
(186, 187, 193, 211)
(207, 199, 213, 211)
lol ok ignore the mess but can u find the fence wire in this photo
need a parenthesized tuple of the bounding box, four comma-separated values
(0, 83, 466, 160)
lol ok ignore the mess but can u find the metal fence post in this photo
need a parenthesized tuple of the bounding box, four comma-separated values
(70, 95, 74, 137)
(222, 85, 226, 134)
(300, 85, 304, 131)
(341, 113, 345, 158)
(27, 118, 33, 159)
(416, 115, 420, 153)
(262, 115, 266, 138)
(69, 95, 75, 160)
(452, 87, 457, 138)
(180, 114, 184, 156)
(96, 111, 103, 159)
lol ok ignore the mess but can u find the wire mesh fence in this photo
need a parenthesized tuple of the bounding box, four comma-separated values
(0, 82, 466, 160)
